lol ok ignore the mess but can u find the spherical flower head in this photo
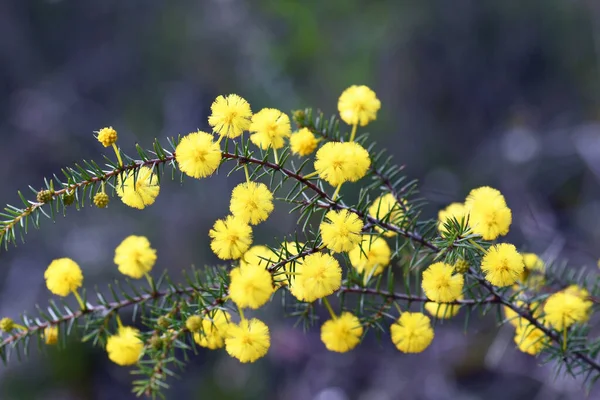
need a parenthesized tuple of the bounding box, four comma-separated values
(562, 285, 593, 320)
(175, 131, 222, 179)
(314, 142, 371, 187)
(186, 315, 203, 332)
(453, 259, 470, 274)
(348, 235, 391, 277)
(209, 215, 253, 260)
(106, 326, 144, 366)
(0, 318, 14, 332)
(425, 298, 462, 319)
(277, 241, 305, 286)
(518, 253, 545, 286)
(115, 166, 160, 210)
(93, 192, 109, 208)
(368, 193, 407, 237)
(320, 210, 363, 253)
(37, 189, 54, 204)
(421, 262, 464, 303)
(44, 258, 83, 297)
(208, 94, 252, 139)
(193, 310, 232, 350)
(503, 301, 542, 328)
(114, 235, 157, 279)
(290, 128, 319, 156)
(543, 292, 588, 330)
(240, 245, 277, 269)
(229, 182, 274, 225)
(96, 127, 118, 147)
(514, 323, 547, 355)
(438, 202, 466, 235)
(225, 318, 270, 363)
(320, 312, 363, 353)
(465, 186, 512, 240)
(480, 243, 524, 287)
(337, 85, 381, 126)
(229, 266, 274, 309)
(44, 326, 59, 345)
(249, 108, 291, 150)
(390, 312, 434, 353)
(289, 253, 342, 302)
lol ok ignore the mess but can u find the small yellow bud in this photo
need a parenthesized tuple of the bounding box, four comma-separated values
(36, 190, 54, 204)
(453, 259, 470, 274)
(292, 109, 306, 125)
(0, 317, 14, 332)
(93, 192, 109, 208)
(96, 127, 118, 147)
(157, 316, 170, 329)
(63, 190, 75, 206)
(149, 335, 164, 350)
(185, 315, 202, 332)
(44, 326, 58, 345)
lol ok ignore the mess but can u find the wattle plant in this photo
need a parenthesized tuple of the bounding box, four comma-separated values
(0, 86, 598, 398)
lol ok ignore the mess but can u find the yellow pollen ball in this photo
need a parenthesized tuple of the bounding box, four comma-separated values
(320, 210, 363, 253)
(290, 128, 319, 156)
(543, 291, 589, 330)
(514, 323, 547, 355)
(225, 318, 270, 363)
(437, 202, 466, 235)
(96, 127, 118, 147)
(249, 108, 291, 150)
(208, 94, 252, 139)
(337, 85, 381, 126)
(314, 142, 371, 187)
(465, 186, 512, 240)
(348, 235, 391, 277)
(44, 258, 83, 297)
(114, 235, 157, 279)
(289, 253, 342, 302)
(229, 182, 274, 225)
(320, 312, 363, 353)
(229, 265, 274, 309)
(421, 262, 464, 303)
(390, 312, 434, 354)
(44, 326, 59, 345)
(425, 298, 462, 319)
(115, 166, 160, 210)
(193, 310, 232, 350)
(175, 131, 222, 179)
(240, 245, 277, 270)
(368, 193, 407, 237)
(106, 326, 144, 366)
(480, 243, 524, 287)
(209, 215, 253, 260)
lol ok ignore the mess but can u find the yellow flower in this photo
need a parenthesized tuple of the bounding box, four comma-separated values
(290, 128, 319, 156)
(289, 253, 342, 302)
(186, 315, 203, 332)
(115, 166, 160, 210)
(0, 318, 15, 332)
(437, 202, 466, 235)
(44, 258, 83, 297)
(368, 193, 406, 237)
(320, 210, 363, 253)
(175, 131, 222, 179)
(465, 186, 512, 240)
(425, 298, 462, 319)
(543, 292, 588, 330)
(249, 108, 291, 150)
(348, 235, 391, 277)
(44, 326, 59, 345)
(96, 127, 117, 147)
(517, 253, 545, 287)
(390, 312, 434, 353)
(503, 301, 542, 328)
(229, 182, 274, 225)
(421, 262, 464, 303)
(209, 215, 253, 260)
(561, 285, 593, 322)
(106, 326, 144, 366)
(276, 241, 305, 286)
(320, 312, 363, 353)
(113, 235, 157, 279)
(93, 192, 109, 208)
(208, 94, 252, 139)
(514, 323, 547, 355)
(240, 245, 277, 269)
(338, 85, 381, 126)
(225, 318, 270, 363)
(229, 265, 274, 309)
(193, 310, 231, 350)
(314, 142, 371, 187)
(480, 243, 524, 287)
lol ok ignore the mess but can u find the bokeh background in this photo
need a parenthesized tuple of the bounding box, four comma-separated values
(2, 1, 600, 399)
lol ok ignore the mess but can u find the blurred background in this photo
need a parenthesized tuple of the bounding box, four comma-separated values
(2, 0, 600, 399)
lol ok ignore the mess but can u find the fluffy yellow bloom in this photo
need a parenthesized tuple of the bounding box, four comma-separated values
(229, 182, 274, 225)
(561, 285, 593, 322)
(320, 210, 363, 253)
(225, 318, 270, 363)
(437, 202, 466, 234)
(249, 108, 291, 150)
(348, 235, 391, 277)
(517, 253, 545, 287)
(465, 186, 512, 240)
(106, 326, 144, 366)
(115, 166, 160, 210)
(209, 215, 253, 260)
(229, 265, 274, 309)
(175, 131, 222, 179)
(480, 243, 524, 287)
(44, 258, 83, 297)
(208, 94, 252, 139)
(240, 245, 277, 269)
(193, 310, 231, 350)
(96, 127, 117, 147)
(338, 85, 381, 126)
(390, 312, 434, 353)
(289, 253, 342, 302)
(44, 326, 59, 345)
(421, 262, 464, 303)
(503, 301, 542, 328)
(290, 128, 319, 156)
(320, 312, 363, 353)
(314, 142, 371, 187)
(514, 323, 547, 355)
(425, 299, 462, 319)
(543, 292, 588, 330)
(368, 193, 406, 237)
(277, 241, 305, 286)
(113, 235, 157, 279)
